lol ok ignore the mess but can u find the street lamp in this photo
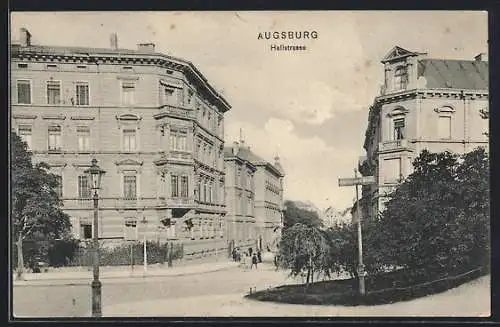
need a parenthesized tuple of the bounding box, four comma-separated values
(84, 158, 106, 318)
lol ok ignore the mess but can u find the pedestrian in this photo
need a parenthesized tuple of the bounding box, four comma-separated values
(257, 250, 262, 263)
(232, 248, 237, 261)
(248, 247, 253, 257)
(251, 253, 258, 269)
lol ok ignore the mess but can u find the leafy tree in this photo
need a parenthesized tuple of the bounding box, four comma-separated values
(282, 200, 323, 229)
(11, 132, 71, 279)
(278, 223, 330, 286)
(378, 148, 489, 273)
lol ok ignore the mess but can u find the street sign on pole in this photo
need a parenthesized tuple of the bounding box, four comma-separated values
(338, 176, 375, 187)
(337, 171, 376, 296)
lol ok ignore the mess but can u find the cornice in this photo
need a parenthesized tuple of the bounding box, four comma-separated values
(12, 49, 231, 112)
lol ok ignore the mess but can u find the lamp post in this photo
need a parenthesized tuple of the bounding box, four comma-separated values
(84, 158, 106, 318)
(141, 216, 148, 275)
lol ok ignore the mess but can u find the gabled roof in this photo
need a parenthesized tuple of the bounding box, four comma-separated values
(381, 46, 420, 63)
(417, 59, 488, 90)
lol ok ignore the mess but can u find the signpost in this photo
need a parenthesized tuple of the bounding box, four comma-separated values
(338, 170, 375, 296)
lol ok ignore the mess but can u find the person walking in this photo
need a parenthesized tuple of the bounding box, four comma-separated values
(251, 253, 258, 269)
(257, 250, 262, 263)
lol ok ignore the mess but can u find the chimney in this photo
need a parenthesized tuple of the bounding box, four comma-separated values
(19, 28, 32, 47)
(110, 33, 118, 50)
(137, 43, 155, 53)
(474, 53, 488, 62)
(232, 141, 239, 156)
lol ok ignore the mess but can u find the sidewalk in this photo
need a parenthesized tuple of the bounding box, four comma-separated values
(13, 259, 239, 286)
(103, 275, 490, 317)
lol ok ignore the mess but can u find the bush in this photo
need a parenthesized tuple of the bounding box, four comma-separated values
(69, 241, 184, 267)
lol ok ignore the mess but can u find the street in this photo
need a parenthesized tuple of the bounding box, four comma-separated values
(13, 262, 294, 317)
(13, 262, 490, 318)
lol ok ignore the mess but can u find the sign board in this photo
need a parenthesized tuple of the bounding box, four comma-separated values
(338, 176, 376, 187)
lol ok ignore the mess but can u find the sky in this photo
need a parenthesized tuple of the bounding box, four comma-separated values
(10, 11, 488, 211)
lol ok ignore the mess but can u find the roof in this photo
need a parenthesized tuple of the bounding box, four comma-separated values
(417, 59, 488, 90)
(11, 43, 231, 111)
(224, 145, 284, 177)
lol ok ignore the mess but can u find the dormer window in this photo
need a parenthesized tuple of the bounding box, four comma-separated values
(394, 66, 408, 90)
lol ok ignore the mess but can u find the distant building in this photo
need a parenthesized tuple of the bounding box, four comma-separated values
(224, 140, 285, 252)
(11, 28, 230, 254)
(321, 206, 352, 228)
(358, 46, 489, 218)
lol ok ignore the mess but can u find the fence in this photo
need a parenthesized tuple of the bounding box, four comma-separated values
(69, 240, 184, 267)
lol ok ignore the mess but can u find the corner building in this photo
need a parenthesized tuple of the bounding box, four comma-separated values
(359, 46, 489, 218)
(11, 29, 230, 252)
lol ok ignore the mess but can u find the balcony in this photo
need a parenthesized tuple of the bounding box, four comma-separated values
(379, 139, 414, 153)
(154, 104, 193, 120)
(156, 196, 197, 209)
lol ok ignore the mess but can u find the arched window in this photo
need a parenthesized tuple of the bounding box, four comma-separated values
(394, 66, 408, 90)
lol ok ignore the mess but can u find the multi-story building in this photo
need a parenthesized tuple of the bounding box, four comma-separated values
(11, 28, 230, 252)
(358, 46, 489, 218)
(224, 140, 285, 252)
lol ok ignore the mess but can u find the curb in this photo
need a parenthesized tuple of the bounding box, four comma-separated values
(13, 264, 239, 287)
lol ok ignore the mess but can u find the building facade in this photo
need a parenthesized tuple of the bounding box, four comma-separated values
(224, 140, 285, 252)
(359, 46, 489, 218)
(11, 29, 230, 251)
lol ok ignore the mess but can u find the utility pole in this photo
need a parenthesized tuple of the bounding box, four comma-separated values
(339, 170, 375, 296)
(354, 169, 365, 296)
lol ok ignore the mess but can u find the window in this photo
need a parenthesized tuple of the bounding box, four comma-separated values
(48, 125, 62, 151)
(18, 125, 32, 150)
(170, 130, 188, 151)
(438, 116, 452, 139)
(123, 129, 137, 152)
(78, 175, 91, 198)
(80, 224, 92, 239)
(171, 175, 179, 197)
(18, 63, 28, 69)
(188, 90, 194, 104)
(75, 82, 89, 106)
(77, 126, 91, 152)
(197, 181, 201, 201)
(17, 80, 31, 104)
(208, 182, 213, 203)
(54, 175, 63, 198)
(123, 175, 137, 200)
(393, 118, 405, 140)
(180, 176, 189, 198)
(122, 82, 135, 105)
(394, 66, 408, 90)
(47, 81, 61, 104)
(124, 218, 138, 240)
(163, 87, 176, 106)
(203, 181, 208, 203)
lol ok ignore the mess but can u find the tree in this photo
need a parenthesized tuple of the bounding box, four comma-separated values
(378, 148, 489, 273)
(278, 223, 330, 286)
(282, 200, 323, 229)
(11, 132, 71, 279)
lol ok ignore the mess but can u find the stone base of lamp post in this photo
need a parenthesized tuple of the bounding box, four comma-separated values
(91, 279, 102, 317)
